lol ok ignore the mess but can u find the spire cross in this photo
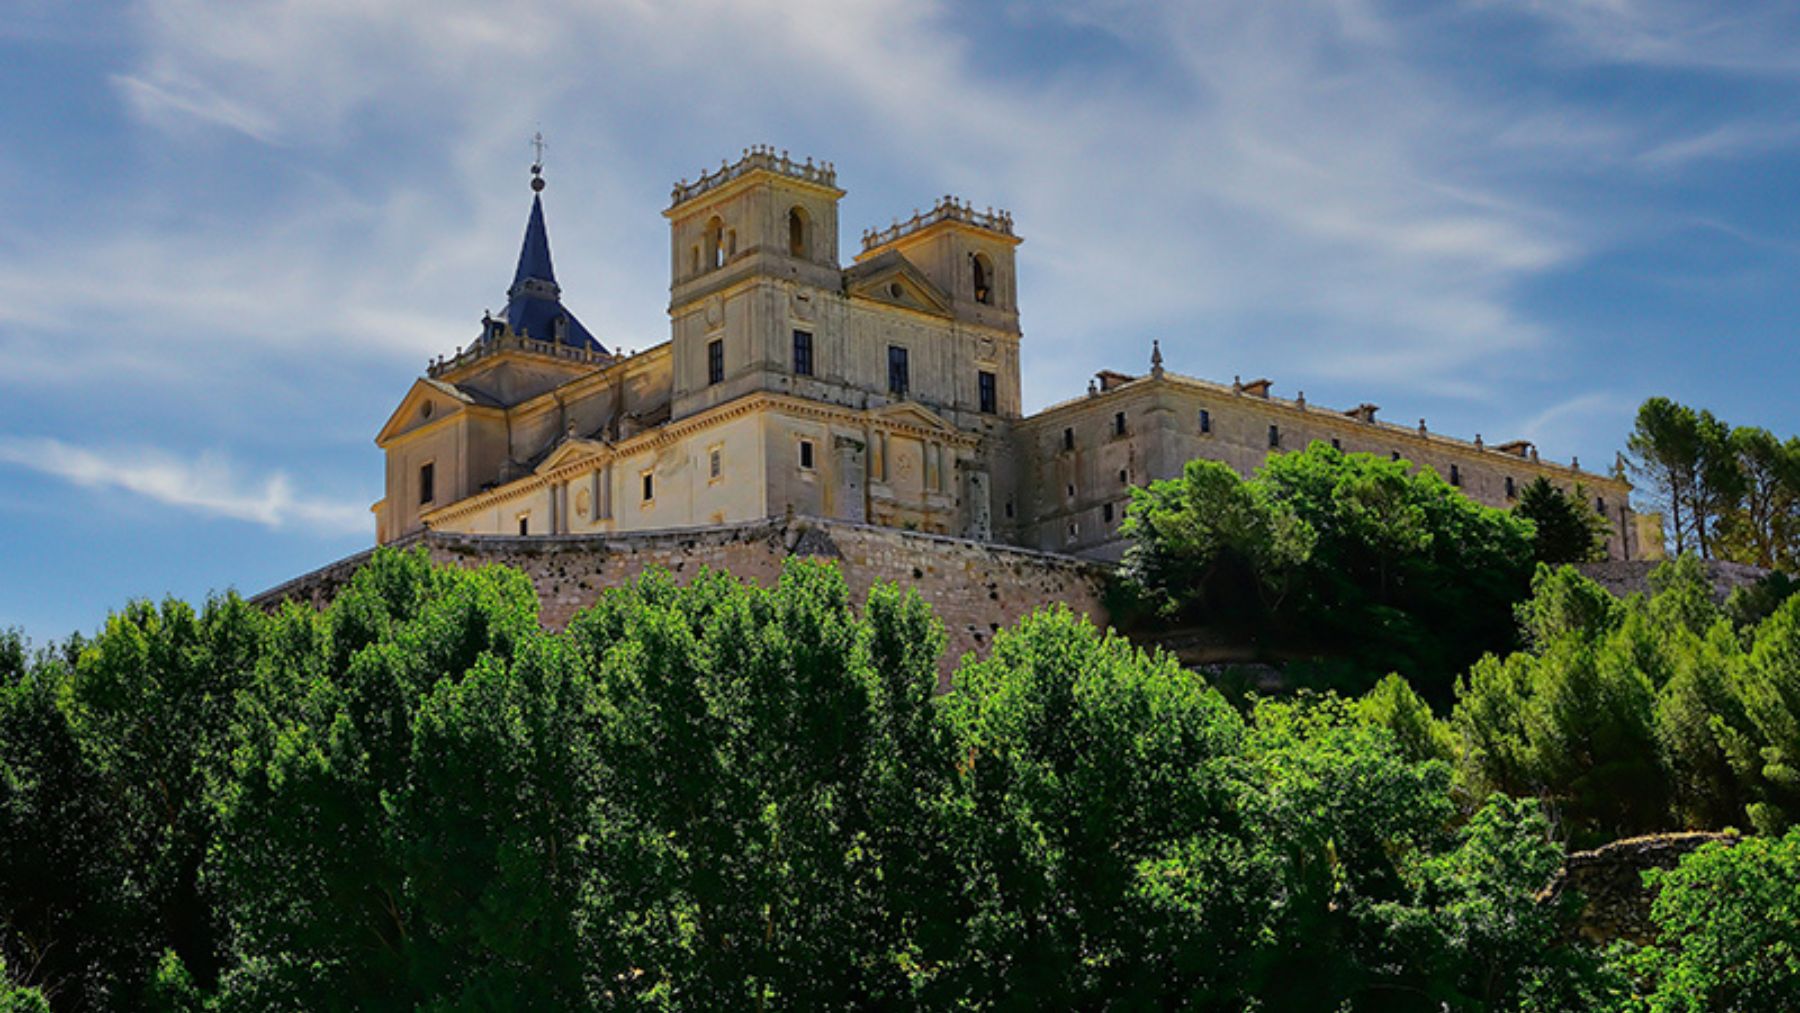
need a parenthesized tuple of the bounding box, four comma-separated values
(530, 131, 547, 173)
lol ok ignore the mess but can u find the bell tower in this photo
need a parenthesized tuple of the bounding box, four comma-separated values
(665, 146, 845, 419)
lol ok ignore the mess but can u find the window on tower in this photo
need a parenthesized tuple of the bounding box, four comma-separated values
(418, 462, 434, 505)
(788, 206, 810, 257)
(887, 345, 909, 398)
(793, 330, 814, 376)
(704, 216, 724, 270)
(978, 370, 997, 414)
(707, 339, 724, 385)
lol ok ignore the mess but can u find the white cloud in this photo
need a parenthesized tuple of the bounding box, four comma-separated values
(0, 436, 370, 535)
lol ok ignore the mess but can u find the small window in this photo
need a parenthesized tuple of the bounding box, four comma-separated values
(642, 472, 654, 502)
(978, 370, 997, 414)
(799, 440, 815, 470)
(1392, 451, 1402, 462)
(1199, 408, 1212, 434)
(1067, 521, 1079, 539)
(707, 339, 724, 385)
(726, 229, 737, 258)
(1596, 496, 1607, 515)
(792, 330, 814, 377)
(1066, 483, 1076, 498)
(1062, 427, 1074, 451)
(419, 462, 435, 504)
(887, 345, 909, 398)
(1450, 464, 1461, 487)
(1005, 500, 1015, 519)
(1103, 502, 1114, 523)
(1118, 469, 1128, 484)
(1505, 476, 1515, 499)
(704, 216, 724, 270)
(1114, 412, 1126, 436)
(972, 253, 994, 305)
(1268, 424, 1280, 449)
(1331, 438, 1341, 451)
(710, 448, 722, 480)
(518, 515, 529, 536)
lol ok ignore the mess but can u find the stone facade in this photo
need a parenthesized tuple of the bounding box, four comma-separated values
(371, 146, 1642, 565)
(256, 518, 1110, 685)
(1540, 831, 1741, 945)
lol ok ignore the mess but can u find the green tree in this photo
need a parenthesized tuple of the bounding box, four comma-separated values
(1514, 476, 1610, 564)
(1627, 398, 1744, 559)
(1614, 830, 1800, 1011)
(1716, 426, 1800, 569)
(0, 953, 49, 1013)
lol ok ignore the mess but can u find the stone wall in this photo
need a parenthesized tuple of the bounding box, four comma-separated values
(1540, 831, 1741, 945)
(1576, 559, 1769, 603)
(254, 517, 1112, 685)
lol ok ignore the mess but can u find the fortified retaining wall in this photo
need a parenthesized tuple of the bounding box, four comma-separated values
(253, 517, 1113, 684)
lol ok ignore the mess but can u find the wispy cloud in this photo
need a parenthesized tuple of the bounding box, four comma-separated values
(0, 436, 369, 535)
(112, 71, 280, 142)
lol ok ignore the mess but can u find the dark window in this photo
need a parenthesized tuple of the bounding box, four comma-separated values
(518, 516, 529, 536)
(1596, 496, 1606, 515)
(710, 449, 722, 479)
(1450, 464, 1461, 487)
(792, 330, 814, 377)
(1119, 469, 1128, 484)
(1103, 502, 1114, 523)
(1066, 483, 1076, 498)
(1004, 500, 1014, 518)
(642, 473, 654, 502)
(419, 462, 434, 504)
(799, 440, 814, 470)
(1392, 451, 1401, 462)
(1199, 408, 1211, 433)
(1268, 424, 1280, 448)
(1331, 438, 1341, 451)
(1114, 412, 1126, 436)
(978, 370, 997, 414)
(1062, 427, 1074, 451)
(788, 207, 808, 257)
(887, 345, 909, 397)
(1505, 476, 1515, 499)
(707, 339, 724, 385)
(972, 253, 994, 305)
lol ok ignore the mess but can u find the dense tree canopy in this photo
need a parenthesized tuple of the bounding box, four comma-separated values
(1628, 396, 1800, 568)
(1119, 442, 1537, 698)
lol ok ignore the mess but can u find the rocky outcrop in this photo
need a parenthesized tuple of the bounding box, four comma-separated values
(1541, 831, 1742, 945)
(1575, 559, 1769, 603)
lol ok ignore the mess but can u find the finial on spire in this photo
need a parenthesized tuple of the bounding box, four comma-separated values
(1150, 339, 1164, 378)
(530, 131, 547, 192)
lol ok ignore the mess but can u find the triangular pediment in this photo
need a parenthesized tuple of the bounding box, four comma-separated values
(871, 400, 958, 435)
(534, 436, 610, 475)
(376, 378, 482, 446)
(846, 252, 951, 317)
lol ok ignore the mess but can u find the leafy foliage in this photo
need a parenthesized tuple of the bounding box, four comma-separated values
(1515, 476, 1610, 564)
(1121, 441, 1537, 698)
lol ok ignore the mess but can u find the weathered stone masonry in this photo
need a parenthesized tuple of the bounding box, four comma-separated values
(254, 516, 1111, 685)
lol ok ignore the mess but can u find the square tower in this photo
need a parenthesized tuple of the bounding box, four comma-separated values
(665, 146, 845, 420)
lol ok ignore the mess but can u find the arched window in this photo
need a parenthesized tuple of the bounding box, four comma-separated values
(704, 216, 724, 270)
(788, 206, 810, 258)
(972, 252, 994, 305)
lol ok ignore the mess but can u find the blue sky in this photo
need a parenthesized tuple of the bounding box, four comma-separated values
(3, 0, 1799, 644)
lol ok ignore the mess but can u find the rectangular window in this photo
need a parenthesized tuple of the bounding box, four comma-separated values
(1063, 427, 1074, 451)
(1199, 408, 1211, 434)
(419, 462, 435, 504)
(1505, 476, 1516, 499)
(978, 370, 997, 414)
(642, 472, 654, 502)
(1103, 502, 1114, 523)
(707, 339, 724, 385)
(1118, 469, 1128, 484)
(709, 448, 722, 480)
(1268, 424, 1280, 448)
(1004, 500, 1014, 519)
(1331, 438, 1341, 451)
(792, 329, 814, 377)
(1596, 497, 1607, 515)
(887, 345, 909, 398)
(1450, 464, 1462, 487)
(517, 515, 529, 536)
(799, 439, 815, 470)
(1114, 411, 1126, 436)
(1392, 451, 1401, 462)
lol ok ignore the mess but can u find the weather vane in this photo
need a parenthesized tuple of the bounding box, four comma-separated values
(530, 131, 547, 192)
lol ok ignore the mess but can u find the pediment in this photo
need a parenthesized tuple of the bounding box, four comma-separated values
(846, 253, 951, 317)
(534, 437, 610, 475)
(871, 400, 958, 435)
(376, 379, 477, 446)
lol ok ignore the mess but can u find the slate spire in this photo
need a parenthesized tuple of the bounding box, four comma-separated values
(489, 153, 604, 354)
